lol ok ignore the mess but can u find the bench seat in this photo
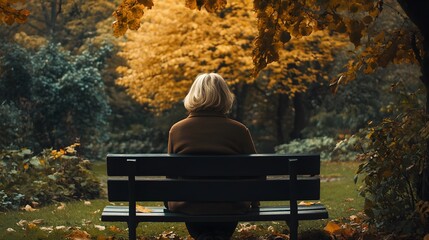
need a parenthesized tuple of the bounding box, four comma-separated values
(101, 204, 328, 222)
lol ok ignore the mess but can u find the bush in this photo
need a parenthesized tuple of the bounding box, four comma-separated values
(275, 137, 336, 161)
(0, 143, 101, 211)
(0, 42, 111, 155)
(355, 86, 427, 235)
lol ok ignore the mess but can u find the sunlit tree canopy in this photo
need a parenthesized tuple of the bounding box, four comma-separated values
(116, 0, 348, 112)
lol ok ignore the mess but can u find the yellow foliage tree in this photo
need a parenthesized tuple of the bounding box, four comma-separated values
(116, 0, 348, 112)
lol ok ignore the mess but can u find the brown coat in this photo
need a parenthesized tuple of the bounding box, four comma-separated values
(167, 111, 257, 215)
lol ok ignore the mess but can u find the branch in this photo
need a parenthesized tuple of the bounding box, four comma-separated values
(411, 33, 423, 66)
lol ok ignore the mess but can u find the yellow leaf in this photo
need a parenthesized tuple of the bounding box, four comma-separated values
(298, 201, 315, 206)
(22, 204, 37, 212)
(136, 204, 152, 213)
(23, 163, 29, 170)
(324, 221, 341, 234)
(57, 202, 66, 210)
(27, 223, 38, 230)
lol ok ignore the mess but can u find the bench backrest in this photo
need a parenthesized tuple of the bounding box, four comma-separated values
(106, 154, 321, 203)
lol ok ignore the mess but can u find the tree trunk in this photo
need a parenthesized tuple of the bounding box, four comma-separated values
(275, 94, 289, 144)
(232, 83, 249, 122)
(289, 93, 307, 139)
(396, 0, 429, 201)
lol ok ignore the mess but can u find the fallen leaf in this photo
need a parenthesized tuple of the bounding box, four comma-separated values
(40, 226, 54, 232)
(84, 201, 91, 206)
(57, 202, 66, 210)
(22, 204, 37, 212)
(108, 225, 121, 233)
(298, 201, 315, 206)
(27, 223, 38, 230)
(345, 198, 354, 202)
(424, 234, 429, 240)
(6, 228, 16, 232)
(55, 225, 67, 230)
(31, 219, 44, 225)
(94, 225, 106, 231)
(136, 204, 152, 213)
(324, 221, 341, 234)
(16, 220, 28, 227)
(67, 229, 91, 240)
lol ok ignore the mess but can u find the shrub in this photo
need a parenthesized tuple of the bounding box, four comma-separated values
(0, 42, 111, 155)
(0, 143, 101, 211)
(275, 137, 336, 161)
(355, 86, 427, 235)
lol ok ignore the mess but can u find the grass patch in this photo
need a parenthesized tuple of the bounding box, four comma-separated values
(0, 161, 362, 239)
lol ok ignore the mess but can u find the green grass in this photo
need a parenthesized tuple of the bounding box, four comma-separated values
(0, 161, 363, 239)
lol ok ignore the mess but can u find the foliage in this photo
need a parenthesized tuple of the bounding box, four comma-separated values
(0, 42, 112, 154)
(0, 0, 29, 25)
(116, 0, 347, 112)
(355, 84, 427, 234)
(112, 0, 425, 83)
(89, 124, 168, 157)
(0, 143, 101, 211)
(275, 137, 336, 161)
(0, 102, 33, 149)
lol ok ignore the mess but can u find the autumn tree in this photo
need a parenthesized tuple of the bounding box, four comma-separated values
(115, 0, 346, 110)
(0, 0, 116, 52)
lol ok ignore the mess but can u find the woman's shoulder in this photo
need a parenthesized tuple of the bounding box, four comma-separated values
(224, 117, 249, 130)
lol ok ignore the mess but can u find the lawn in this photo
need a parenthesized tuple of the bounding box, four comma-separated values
(0, 161, 363, 239)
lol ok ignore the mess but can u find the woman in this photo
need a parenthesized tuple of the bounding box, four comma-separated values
(167, 73, 257, 240)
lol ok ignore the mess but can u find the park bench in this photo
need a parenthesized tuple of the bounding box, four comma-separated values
(101, 154, 328, 240)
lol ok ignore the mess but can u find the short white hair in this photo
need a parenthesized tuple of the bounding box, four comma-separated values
(184, 73, 235, 114)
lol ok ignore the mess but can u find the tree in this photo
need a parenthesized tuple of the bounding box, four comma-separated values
(116, 0, 346, 111)
(1, 0, 116, 52)
(0, 42, 112, 154)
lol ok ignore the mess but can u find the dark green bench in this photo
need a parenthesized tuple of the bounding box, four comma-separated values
(101, 154, 328, 240)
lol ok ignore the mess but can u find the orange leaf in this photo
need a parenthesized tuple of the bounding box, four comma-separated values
(424, 234, 429, 240)
(324, 221, 341, 234)
(108, 225, 121, 233)
(136, 204, 152, 213)
(67, 229, 91, 240)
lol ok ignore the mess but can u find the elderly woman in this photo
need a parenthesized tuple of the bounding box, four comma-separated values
(167, 73, 257, 240)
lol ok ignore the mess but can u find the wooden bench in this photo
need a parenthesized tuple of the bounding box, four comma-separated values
(101, 154, 328, 240)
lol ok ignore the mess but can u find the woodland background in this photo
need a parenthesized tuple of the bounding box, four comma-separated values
(1, 0, 429, 239)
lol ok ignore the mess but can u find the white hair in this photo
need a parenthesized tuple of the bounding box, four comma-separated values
(184, 73, 235, 114)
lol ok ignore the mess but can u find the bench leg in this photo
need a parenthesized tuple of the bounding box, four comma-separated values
(128, 222, 137, 240)
(286, 220, 298, 240)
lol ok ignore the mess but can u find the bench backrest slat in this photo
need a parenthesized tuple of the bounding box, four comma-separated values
(107, 178, 320, 201)
(106, 154, 322, 203)
(107, 154, 320, 176)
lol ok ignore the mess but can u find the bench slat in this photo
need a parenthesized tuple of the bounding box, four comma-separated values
(107, 154, 320, 176)
(107, 178, 320, 201)
(101, 205, 329, 222)
(102, 204, 327, 213)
